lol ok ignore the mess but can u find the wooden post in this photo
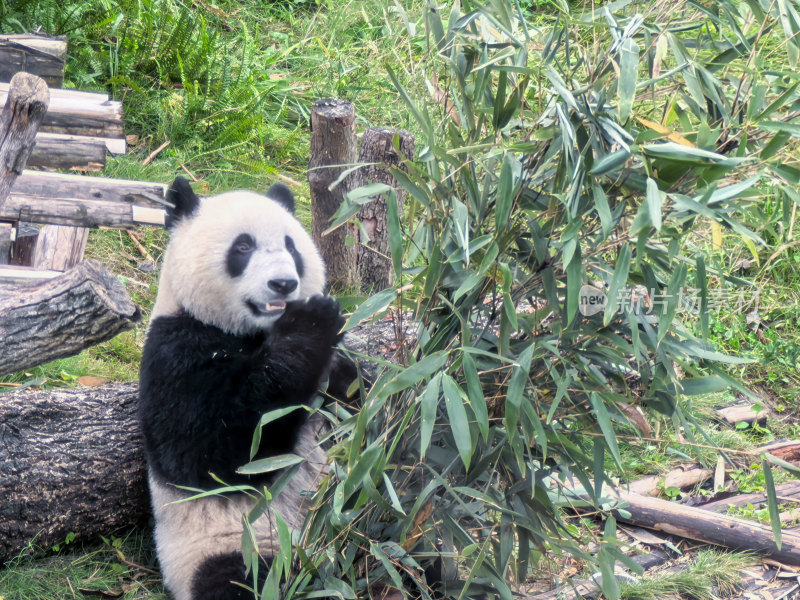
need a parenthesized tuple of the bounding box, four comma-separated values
(308, 98, 358, 291)
(0, 72, 49, 209)
(0, 222, 10, 265)
(356, 127, 414, 291)
(31, 225, 90, 271)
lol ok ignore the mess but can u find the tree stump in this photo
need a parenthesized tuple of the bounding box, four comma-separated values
(356, 127, 414, 291)
(0, 382, 148, 563)
(308, 98, 358, 291)
(0, 72, 49, 209)
(0, 259, 141, 376)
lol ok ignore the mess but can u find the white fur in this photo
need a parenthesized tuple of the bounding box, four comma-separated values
(151, 190, 326, 335)
(149, 416, 330, 600)
(147, 186, 331, 598)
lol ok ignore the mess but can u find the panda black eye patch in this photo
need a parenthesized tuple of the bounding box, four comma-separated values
(226, 233, 256, 278)
(285, 235, 304, 277)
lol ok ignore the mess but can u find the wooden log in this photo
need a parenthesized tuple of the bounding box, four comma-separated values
(8, 223, 37, 266)
(0, 84, 123, 139)
(0, 195, 164, 229)
(627, 464, 711, 497)
(0, 34, 66, 88)
(35, 131, 126, 155)
(758, 440, 800, 463)
(308, 98, 358, 291)
(356, 127, 414, 291)
(0, 82, 109, 104)
(596, 486, 800, 565)
(0, 222, 11, 265)
(31, 225, 90, 271)
(717, 404, 768, 427)
(0, 382, 149, 564)
(28, 132, 107, 171)
(13, 170, 167, 206)
(0, 264, 62, 281)
(698, 481, 800, 513)
(0, 72, 49, 208)
(0, 259, 141, 376)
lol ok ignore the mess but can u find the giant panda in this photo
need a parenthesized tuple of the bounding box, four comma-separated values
(138, 177, 351, 600)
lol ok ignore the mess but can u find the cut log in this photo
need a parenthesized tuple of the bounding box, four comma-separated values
(627, 464, 711, 497)
(717, 404, 768, 427)
(0, 195, 165, 229)
(0, 82, 110, 104)
(0, 34, 66, 88)
(593, 486, 800, 565)
(0, 382, 148, 564)
(0, 72, 49, 208)
(698, 481, 800, 513)
(0, 171, 167, 232)
(0, 260, 141, 376)
(0, 84, 123, 139)
(13, 170, 167, 206)
(28, 132, 107, 171)
(356, 127, 414, 291)
(308, 98, 358, 291)
(0, 265, 62, 281)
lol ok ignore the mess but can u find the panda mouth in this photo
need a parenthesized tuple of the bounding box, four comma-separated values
(246, 300, 287, 317)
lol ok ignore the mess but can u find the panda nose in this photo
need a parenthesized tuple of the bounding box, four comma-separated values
(268, 278, 298, 296)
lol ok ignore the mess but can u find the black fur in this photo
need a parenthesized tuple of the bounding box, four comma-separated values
(165, 177, 201, 230)
(225, 233, 256, 278)
(191, 553, 268, 600)
(266, 182, 295, 214)
(139, 295, 345, 489)
(284, 236, 304, 278)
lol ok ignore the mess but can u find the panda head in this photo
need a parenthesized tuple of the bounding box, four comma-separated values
(152, 177, 325, 336)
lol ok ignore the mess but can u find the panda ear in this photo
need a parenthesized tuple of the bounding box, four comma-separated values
(266, 182, 295, 214)
(165, 177, 200, 230)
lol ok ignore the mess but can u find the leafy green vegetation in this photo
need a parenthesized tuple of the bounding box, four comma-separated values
(4, 0, 800, 599)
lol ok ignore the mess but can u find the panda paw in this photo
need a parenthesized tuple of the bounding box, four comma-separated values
(273, 295, 345, 348)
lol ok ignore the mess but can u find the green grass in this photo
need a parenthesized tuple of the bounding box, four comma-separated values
(0, 530, 166, 600)
(620, 550, 750, 600)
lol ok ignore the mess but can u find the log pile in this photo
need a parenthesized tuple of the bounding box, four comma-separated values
(0, 34, 167, 277)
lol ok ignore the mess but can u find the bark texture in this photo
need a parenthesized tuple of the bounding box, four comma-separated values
(356, 127, 414, 291)
(0, 260, 141, 376)
(0, 85, 123, 139)
(604, 487, 800, 565)
(308, 98, 358, 291)
(28, 132, 106, 171)
(31, 225, 90, 271)
(0, 34, 66, 88)
(0, 382, 148, 563)
(0, 72, 49, 208)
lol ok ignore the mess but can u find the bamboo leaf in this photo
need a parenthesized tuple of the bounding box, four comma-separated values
(443, 374, 473, 470)
(617, 37, 638, 122)
(762, 457, 782, 550)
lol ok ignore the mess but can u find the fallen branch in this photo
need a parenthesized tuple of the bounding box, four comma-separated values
(592, 486, 800, 565)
